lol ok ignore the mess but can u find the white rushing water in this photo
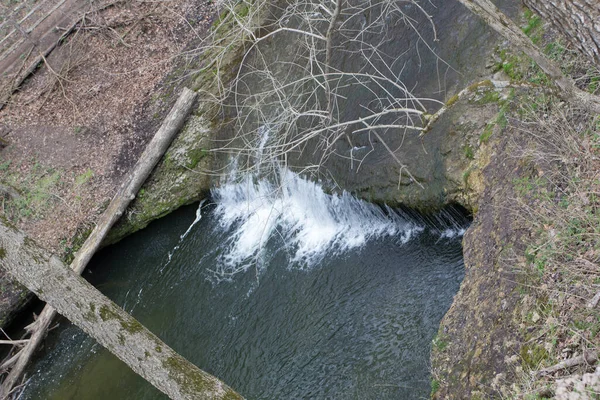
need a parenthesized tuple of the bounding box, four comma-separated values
(210, 169, 423, 279)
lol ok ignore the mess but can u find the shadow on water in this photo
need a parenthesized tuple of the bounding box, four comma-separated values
(23, 195, 467, 400)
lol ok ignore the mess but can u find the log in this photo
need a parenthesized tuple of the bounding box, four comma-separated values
(0, 221, 243, 400)
(536, 351, 598, 377)
(523, 0, 600, 68)
(0, 87, 197, 398)
(455, 0, 600, 114)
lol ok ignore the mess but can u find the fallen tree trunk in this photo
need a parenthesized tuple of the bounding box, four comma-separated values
(456, 0, 600, 114)
(537, 351, 598, 377)
(0, 221, 243, 400)
(523, 0, 600, 68)
(0, 87, 197, 398)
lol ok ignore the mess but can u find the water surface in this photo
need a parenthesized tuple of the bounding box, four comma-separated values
(24, 176, 465, 400)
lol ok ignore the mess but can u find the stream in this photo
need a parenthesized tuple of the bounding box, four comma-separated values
(22, 171, 466, 400)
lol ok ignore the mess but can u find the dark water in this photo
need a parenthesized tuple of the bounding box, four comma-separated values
(23, 199, 464, 400)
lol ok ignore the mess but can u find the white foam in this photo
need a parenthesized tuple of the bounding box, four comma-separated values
(211, 169, 421, 278)
(437, 227, 466, 240)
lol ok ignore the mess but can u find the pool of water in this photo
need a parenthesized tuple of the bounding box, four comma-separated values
(23, 175, 465, 400)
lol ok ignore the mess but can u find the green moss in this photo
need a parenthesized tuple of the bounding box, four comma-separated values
(468, 80, 493, 91)
(480, 124, 494, 143)
(155, 345, 163, 353)
(446, 94, 459, 107)
(0, 247, 5, 260)
(544, 42, 565, 60)
(520, 343, 550, 368)
(522, 9, 542, 43)
(99, 304, 144, 334)
(433, 334, 449, 352)
(235, 2, 250, 18)
(62, 225, 93, 264)
(522, 15, 541, 37)
(120, 318, 144, 334)
(84, 303, 98, 323)
(163, 356, 240, 399)
(99, 304, 120, 322)
(186, 148, 209, 169)
(474, 89, 500, 105)
(75, 169, 94, 186)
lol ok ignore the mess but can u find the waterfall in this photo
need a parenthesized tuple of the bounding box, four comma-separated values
(205, 125, 467, 281)
(209, 168, 423, 280)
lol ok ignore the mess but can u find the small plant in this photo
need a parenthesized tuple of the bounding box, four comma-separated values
(75, 169, 94, 186)
(480, 124, 494, 143)
(430, 379, 440, 396)
(464, 145, 474, 159)
(544, 42, 565, 61)
(432, 335, 449, 352)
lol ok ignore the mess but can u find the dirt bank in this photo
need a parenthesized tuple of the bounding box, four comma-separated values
(0, 0, 216, 326)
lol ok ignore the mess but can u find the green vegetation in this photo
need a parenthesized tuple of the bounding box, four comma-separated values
(75, 169, 94, 186)
(11, 167, 62, 219)
(463, 145, 474, 159)
(186, 148, 209, 169)
(479, 124, 494, 143)
(520, 343, 550, 369)
(522, 9, 543, 44)
(430, 379, 440, 396)
(99, 304, 120, 322)
(432, 334, 449, 352)
(60, 225, 93, 264)
(98, 304, 143, 334)
(479, 90, 500, 104)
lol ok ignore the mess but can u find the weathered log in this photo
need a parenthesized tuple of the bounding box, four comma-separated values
(536, 351, 598, 377)
(523, 0, 600, 68)
(0, 221, 243, 400)
(455, 0, 600, 114)
(0, 87, 197, 398)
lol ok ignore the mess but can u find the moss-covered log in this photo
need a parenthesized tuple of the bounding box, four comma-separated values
(0, 221, 243, 400)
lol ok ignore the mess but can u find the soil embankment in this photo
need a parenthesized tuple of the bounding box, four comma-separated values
(0, 0, 216, 326)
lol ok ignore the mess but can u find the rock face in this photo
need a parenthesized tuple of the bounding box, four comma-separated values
(285, 0, 520, 211)
(431, 104, 531, 398)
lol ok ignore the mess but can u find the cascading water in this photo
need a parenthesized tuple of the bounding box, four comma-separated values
(206, 123, 462, 281)
(209, 168, 423, 280)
